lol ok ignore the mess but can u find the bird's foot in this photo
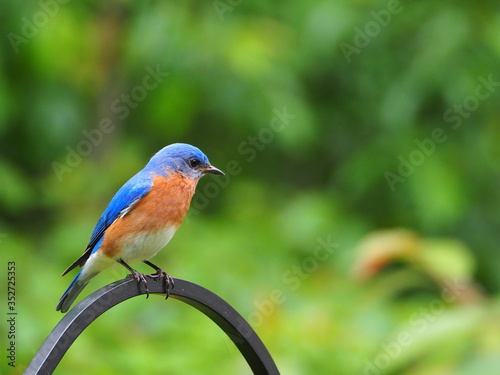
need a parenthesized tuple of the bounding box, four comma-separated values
(146, 268, 174, 299)
(126, 269, 150, 298)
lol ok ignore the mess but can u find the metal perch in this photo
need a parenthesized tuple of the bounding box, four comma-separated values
(25, 277, 280, 375)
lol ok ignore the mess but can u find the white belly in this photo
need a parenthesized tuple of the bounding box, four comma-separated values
(120, 226, 177, 263)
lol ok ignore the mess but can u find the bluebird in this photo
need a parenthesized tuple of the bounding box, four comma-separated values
(56, 143, 224, 313)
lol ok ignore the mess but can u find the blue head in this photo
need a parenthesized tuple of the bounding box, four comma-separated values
(146, 143, 224, 179)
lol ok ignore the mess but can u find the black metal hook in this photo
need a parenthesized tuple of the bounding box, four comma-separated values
(25, 277, 280, 375)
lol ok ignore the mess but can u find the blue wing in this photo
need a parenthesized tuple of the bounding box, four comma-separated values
(87, 174, 153, 252)
(61, 171, 153, 276)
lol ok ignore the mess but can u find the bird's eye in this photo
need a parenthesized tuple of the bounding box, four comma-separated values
(188, 158, 201, 168)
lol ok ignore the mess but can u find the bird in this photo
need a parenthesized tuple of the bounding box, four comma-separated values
(56, 143, 224, 313)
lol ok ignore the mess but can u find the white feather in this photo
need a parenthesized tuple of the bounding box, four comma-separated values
(119, 226, 178, 263)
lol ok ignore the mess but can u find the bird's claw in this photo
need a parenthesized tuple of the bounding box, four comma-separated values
(127, 269, 150, 298)
(146, 269, 174, 299)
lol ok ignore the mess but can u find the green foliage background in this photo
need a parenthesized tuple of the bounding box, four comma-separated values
(1, 0, 500, 374)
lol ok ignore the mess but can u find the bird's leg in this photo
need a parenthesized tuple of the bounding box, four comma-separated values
(143, 260, 174, 298)
(119, 259, 150, 298)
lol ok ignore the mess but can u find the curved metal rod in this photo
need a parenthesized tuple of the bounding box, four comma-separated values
(25, 277, 280, 375)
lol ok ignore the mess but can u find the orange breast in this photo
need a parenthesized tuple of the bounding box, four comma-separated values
(100, 173, 198, 258)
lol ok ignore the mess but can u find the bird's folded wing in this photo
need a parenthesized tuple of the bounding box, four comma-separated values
(61, 173, 154, 276)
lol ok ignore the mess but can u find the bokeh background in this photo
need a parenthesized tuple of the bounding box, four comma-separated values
(1, 0, 500, 374)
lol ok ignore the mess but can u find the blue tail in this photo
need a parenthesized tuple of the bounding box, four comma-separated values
(56, 270, 90, 313)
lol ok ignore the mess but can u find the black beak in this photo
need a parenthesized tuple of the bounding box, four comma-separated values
(203, 165, 225, 175)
